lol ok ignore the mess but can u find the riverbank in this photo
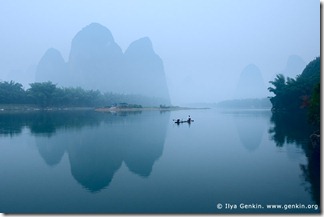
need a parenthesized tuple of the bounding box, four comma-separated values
(0, 104, 94, 112)
(0, 104, 209, 112)
(94, 106, 209, 112)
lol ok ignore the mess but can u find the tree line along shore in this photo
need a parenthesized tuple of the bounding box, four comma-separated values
(0, 81, 171, 110)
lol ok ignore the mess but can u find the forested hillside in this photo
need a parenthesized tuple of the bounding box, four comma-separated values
(268, 57, 320, 126)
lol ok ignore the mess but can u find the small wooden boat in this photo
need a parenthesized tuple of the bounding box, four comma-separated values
(173, 119, 194, 124)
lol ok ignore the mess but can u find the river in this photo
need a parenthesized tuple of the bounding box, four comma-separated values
(0, 109, 319, 214)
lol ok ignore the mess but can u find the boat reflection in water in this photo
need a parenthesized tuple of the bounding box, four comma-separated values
(0, 109, 319, 213)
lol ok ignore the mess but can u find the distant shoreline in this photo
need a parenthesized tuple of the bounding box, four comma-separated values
(94, 106, 209, 112)
(0, 104, 209, 112)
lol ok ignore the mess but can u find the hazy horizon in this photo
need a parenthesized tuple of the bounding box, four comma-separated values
(0, 0, 320, 105)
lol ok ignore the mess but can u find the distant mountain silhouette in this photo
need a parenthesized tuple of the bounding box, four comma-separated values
(35, 48, 67, 84)
(36, 23, 170, 105)
(68, 23, 124, 92)
(280, 55, 306, 79)
(234, 64, 268, 99)
(124, 37, 170, 103)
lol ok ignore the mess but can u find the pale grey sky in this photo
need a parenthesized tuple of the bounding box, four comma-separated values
(0, 0, 320, 104)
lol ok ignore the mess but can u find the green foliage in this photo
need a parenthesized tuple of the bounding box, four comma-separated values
(308, 83, 320, 127)
(27, 81, 57, 107)
(114, 103, 142, 108)
(0, 81, 26, 104)
(268, 74, 286, 96)
(53, 87, 103, 107)
(0, 81, 160, 108)
(298, 57, 320, 87)
(268, 57, 320, 112)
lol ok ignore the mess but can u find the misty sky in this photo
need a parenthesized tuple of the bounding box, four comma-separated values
(0, 0, 320, 104)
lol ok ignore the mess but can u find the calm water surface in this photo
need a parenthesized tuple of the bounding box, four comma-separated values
(0, 109, 319, 214)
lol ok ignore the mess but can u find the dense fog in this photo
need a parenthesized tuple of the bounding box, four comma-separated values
(0, 0, 319, 105)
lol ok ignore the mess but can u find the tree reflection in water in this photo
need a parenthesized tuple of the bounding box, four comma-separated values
(269, 111, 320, 205)
(0, 110, 170, 193)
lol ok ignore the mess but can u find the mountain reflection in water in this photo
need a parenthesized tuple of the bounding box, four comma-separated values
(232, 110, 269, 152)
(0, 109, 319, 213)
(0, 110, 169, 192)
